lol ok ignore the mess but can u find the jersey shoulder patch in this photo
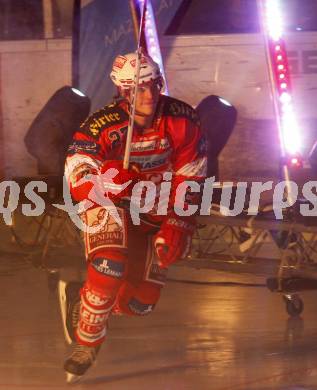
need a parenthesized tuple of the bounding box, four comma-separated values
(80, 102, 129, 139)
(160, 96, 200, 126)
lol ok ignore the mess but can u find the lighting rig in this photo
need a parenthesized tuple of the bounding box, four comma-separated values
(258, 0, 303, 178)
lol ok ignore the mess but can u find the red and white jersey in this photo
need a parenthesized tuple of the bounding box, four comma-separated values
(65, 94, 207, 195)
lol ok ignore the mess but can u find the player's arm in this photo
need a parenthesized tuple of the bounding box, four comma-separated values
(64, 120, 108, 202)
(154, 118, 207, 267)
(172, 118, 207, 211)
(65, 123, 138, 204)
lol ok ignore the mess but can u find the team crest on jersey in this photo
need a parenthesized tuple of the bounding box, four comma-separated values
(109, 126, 127, 149)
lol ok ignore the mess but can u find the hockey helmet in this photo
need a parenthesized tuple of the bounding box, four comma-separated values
(110, 51, 163, 90)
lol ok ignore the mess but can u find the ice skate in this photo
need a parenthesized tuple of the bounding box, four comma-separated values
(58, 280, 82, 344)
(64, 343, 100, 383)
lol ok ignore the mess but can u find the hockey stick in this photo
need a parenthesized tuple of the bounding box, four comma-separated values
(123, 0, 147, 169)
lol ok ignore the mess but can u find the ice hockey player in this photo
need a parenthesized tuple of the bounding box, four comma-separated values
(63, 50, 207, 382)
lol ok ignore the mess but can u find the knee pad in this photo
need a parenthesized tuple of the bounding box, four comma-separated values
(116, 281, 162, 316)
(87, 250, 127, 295)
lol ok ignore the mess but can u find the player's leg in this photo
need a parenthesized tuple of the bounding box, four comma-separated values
(64, 206, 128, 382)
(115, 279, 162, 316)
(114, 233, 167, 316)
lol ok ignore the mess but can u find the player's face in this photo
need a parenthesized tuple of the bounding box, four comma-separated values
(133, 80, 161, 117)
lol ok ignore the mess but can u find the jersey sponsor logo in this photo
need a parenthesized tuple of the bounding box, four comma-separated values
(84, 207, 127, 254)
(92, 257, 124, 278)
(88, 230, 125, 251)
(85, 289, 109, 306)
(80, 307, 107, 325)
(130, 138, 170, 153)
(159, 138, 170, 150)
(128, 298, 155, 315)
(130, 150, 171, 170)
(169, 101, 200, 124)
(88, 111, 122, 138)
(78, 323, 105, 341)
(130, 140, 157, 152)
(67, 140, 100, 155)
(144, 157, 168, 170)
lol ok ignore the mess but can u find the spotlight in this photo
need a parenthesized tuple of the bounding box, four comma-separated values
(218, 97, 232, 107)
(282, 154, 303, 169)
(24, 86, 91, 176)
(196, 95, 237, 178)
(71, 88, 86, 97)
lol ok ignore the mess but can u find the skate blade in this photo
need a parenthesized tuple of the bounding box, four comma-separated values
(58, 280, 73, 345)
(66, 372, 82, 384)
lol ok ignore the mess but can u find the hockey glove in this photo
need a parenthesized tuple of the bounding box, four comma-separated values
(69, 163, 99, 202)
(100, 160, 140, 203)
(154, 213, 196, 268)
(69, 160, 139, 204)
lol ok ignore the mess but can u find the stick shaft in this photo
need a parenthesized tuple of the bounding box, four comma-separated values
(123, 0, 147, 170)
